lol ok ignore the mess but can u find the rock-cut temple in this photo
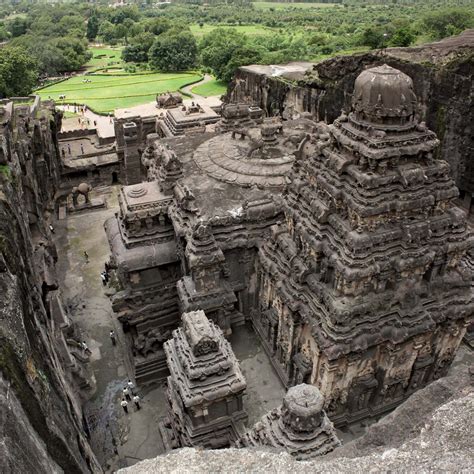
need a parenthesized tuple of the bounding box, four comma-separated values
(105, 64, 473, 426)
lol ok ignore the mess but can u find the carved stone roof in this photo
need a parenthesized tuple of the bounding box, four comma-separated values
(164, 310, 246, 407)
(352, 64, 417, 125)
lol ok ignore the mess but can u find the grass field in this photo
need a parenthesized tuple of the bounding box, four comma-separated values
(252, 2, 340, 9)
(85, 47, 124, 71)
(36, 72, 202, 113)
(190, 24, 277, 38)
(191, 79, 228, 97)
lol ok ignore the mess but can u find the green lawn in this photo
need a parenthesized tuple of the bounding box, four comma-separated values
(36, 72, 202, 113)
(63, 110, 79, 119)
(85, 46, 124, 71)
(252, 2, 340, 9)
(191, 79, 228, 98)
(190, 23, 277, 38)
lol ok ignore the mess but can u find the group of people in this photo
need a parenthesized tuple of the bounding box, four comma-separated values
(120, 379, 141, 413)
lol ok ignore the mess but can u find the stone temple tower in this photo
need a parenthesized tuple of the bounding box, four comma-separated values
(254, 64, 473, 424)
(160, 310, 247, 449)
(236, 384, 340, 460)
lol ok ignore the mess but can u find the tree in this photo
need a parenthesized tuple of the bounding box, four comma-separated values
(8, 17, 28, 38)
(389, 27, 415, 47)
(144, 18, 171, 36)
(0, 47, 38, 98)
(122, 32, 155, 63)
(87, 15, 100, 41)
(360, 27, 385, 49)
(200, 28, 247, 81)
(149, 30, 197, 71)
(422, 8, 473, 40)
(98, 20, 117, 44)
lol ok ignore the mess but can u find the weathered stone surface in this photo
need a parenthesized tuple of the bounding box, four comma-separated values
(253, 64, 473, 424)
(0, 98, 100, 472)
(160, 310, 247, 449)
(236, 384, 340, 460)
(118, 362, 473, 473)
(227, 30, 474, 202)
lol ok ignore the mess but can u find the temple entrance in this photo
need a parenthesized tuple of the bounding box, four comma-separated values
(112, 171, 118, 184)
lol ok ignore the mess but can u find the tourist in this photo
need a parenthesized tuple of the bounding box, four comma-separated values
(120, 398, 128, 414)
(62, 148, 65, 157)
(123, 386, 131, 401)
(49, 224, 55, 234)
(110, 330, 116, 346)
(80, 144, 84, 155)
(81, 341, 90, 354)
(94, 120, 97, 127)
(105, 261, 110, 273)
(133, 394, 141, 410)
(67, 143, 71, 155)
(127, 379, 135, 395)
(100, 272, 107, 287)
(84, 251, 89, 263)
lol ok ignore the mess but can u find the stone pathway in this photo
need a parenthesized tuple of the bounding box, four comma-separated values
(58, 104, 115, 139)
(180, 73, 214, 99)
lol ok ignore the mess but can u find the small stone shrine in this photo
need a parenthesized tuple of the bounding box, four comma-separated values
(236, 384, 340, 460)
(160, 310, 247, 449)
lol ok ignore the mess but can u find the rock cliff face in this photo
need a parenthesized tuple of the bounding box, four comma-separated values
(0, 98, 99, 473)
(227, 30, 474, 197)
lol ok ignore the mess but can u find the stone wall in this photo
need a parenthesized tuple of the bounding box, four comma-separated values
(0, 100, 100, 473)
(226, 30, 474, 196)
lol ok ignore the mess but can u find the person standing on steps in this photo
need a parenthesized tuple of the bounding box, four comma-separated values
(133, 394, 141, 411)
(121, 399, 128, 414)
(123, 386, 131, 401)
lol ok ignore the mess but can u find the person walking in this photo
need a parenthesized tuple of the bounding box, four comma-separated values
(49, 224, 55, 234)
(84, 251, 89, 263)
(123, 386, 131, 401)
(68, 143, 71, 155)
(120, 399, 128, 414)
(100, 272, 107, 287)
(81, 341, 90, 354)
(80, 144, 84, 155)
(127, 379, 135, 395)
(110, 330, 116, 346)
(133, 394, 141, 410)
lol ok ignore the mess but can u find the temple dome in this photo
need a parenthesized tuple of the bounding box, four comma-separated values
(352, 64, 417, 125)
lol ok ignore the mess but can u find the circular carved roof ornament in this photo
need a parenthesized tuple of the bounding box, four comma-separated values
(352, 64, 417, 125)
(127, 185, 148, 198)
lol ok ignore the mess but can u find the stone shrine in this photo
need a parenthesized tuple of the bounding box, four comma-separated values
(254, 64, 473, 423)
(105, 65, 473, 427)
(160, 310, 247, 449)
(236, 384, 340, 460)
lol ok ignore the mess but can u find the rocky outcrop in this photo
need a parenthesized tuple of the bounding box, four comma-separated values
(227, 30, 474, 196)
(0, 98, 99, 473)
(118, 362, 473, 473)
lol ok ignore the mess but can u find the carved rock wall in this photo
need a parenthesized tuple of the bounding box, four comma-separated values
(0, 100, 99, 473)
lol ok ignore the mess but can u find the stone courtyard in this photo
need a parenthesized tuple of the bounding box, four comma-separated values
(52, 186, 287, 470)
